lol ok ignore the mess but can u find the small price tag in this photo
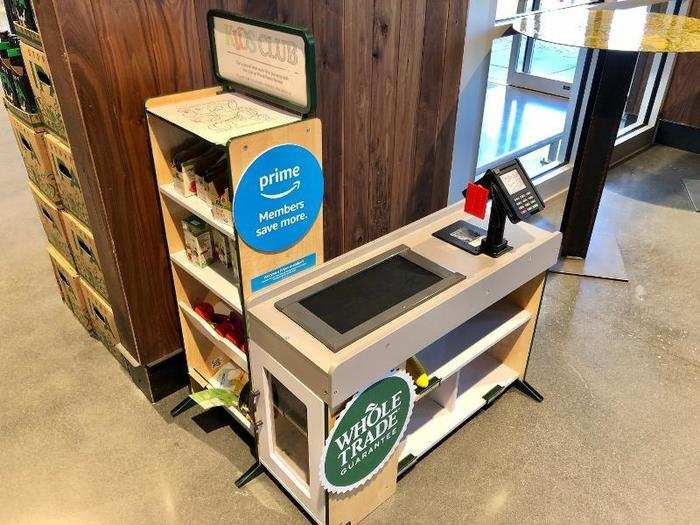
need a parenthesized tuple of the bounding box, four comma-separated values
(464, 182, 489, 219)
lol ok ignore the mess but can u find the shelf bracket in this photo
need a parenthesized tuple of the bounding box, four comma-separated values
(513, 378, 543, 403)
(482, 384, 504, 404)
(397, 454, 418, 478)
(170, 395, 197, 417)
(235, 460, 265, 488)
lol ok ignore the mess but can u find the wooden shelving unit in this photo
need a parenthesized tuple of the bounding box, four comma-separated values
(188, 367, 253, 433)
(160, 182, 235, 239)
(170, 251, 242, 313)
(179, 301, 247, 369)
(400, 290, 542, 466)
(145, 85, 324, 431)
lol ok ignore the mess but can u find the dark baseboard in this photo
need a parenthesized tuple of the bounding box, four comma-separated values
(611, 125, 654, 167)
(655, 120, 700, 154)
(114, 344, 189, 402)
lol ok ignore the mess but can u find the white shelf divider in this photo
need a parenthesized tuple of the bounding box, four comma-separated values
(170, 250, 242, 313)
(401, 353, 518, 462)
(160, 182, 235, 239)
(188, 367, 253, 434)
(417, 300, 531, 382)
(179, 301, 248, 369)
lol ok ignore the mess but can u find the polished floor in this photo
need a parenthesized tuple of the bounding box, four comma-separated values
(1, 101, 698, 523)
(477, 82, 569, 171)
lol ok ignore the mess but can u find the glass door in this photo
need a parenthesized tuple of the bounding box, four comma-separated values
(249, 342, 326, 523)
(505, 0, 586, 98)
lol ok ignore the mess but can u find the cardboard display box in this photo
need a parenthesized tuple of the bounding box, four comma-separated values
(44, 132, 90, 227)
(7, 112, 60, 203)
(28, 180, 72, 263)
(9, 0, 43, 51)
(19, 41, 66, 139)
(4, 97, 43, 128)
(80, 277, 124, 366)
(62, 210, 107, 299)
(47, 244, 91, 331)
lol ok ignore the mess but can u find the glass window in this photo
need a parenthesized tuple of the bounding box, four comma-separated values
(269, 374, 310, 483)
(618, 1, 678, 136)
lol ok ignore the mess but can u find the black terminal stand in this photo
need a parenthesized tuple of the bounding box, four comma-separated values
(480, 179, 512, 258)
(434, 158, 544, 258)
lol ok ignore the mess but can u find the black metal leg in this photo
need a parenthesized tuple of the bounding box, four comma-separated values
(513, 378, 543, 403)
(170, 395, 197, 417)
(559, 49, 639, 258)
(235, 461, 265, 488)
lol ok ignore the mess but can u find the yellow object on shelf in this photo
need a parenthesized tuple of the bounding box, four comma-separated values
(406, 356, 429, 389)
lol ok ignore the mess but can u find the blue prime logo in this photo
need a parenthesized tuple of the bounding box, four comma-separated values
(234, 144, 323, 253)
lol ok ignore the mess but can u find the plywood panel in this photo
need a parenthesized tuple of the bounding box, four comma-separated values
(229, 119, 324, 301)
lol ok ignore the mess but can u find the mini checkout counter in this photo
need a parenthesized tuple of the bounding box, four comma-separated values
(245, 160, 561, 524)
(145, 12, 561, 524)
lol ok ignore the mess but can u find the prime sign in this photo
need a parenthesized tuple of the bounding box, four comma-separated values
(320, 371, 415, 494)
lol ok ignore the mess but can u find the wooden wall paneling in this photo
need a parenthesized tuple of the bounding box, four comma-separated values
(193, 0, 225, 86)
(143, 0, 207, 93)
(431, 0, 469, 211)
(84, 1, 183, 364)
(408, 0, 451, 223)
(313, 0, 345, 259)
(51, 0, 184, 366)
(277, 0, 313, 27)
(235, 0, 278, 20)
(389, 0, 427, 231)
(33, 0, 139, 358)
(35, 0, 471, 384)
(661, 0, 700, 127)
(367, 0, 401, 240)
(342, 0, 374, 250)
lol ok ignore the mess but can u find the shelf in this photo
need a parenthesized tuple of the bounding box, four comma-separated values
(160, 182, 235, 239)
(179, 301, 247, 369)
(188, 367, 253, 434)
(401, 353, 518, 462)
(417, 300, 530, 382)
(170, 250, 242, 313)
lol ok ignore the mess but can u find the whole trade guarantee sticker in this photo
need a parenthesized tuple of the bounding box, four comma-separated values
(320, 370, 415, 494)
(233, 143, 323, 253)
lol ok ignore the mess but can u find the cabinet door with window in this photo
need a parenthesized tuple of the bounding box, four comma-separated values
(249, 342, 326, 524)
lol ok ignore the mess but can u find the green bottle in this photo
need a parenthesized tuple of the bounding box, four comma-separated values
(13, 0, 38, 32)
(0, 34, 20, 107)
(8, 47, 38, 114)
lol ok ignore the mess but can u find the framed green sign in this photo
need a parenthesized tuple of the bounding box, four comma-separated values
(320, 370, 415, 493)
(207, 10, 317, 115)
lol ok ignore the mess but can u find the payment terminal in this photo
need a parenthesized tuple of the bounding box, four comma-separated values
(434, 158, 544, 258)
(488, 158, 544, 222)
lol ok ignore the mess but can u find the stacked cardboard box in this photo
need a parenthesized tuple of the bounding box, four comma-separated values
(2, 9, 120, 359)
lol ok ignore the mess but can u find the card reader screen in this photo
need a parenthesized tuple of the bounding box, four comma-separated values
(299, 255, 442, 334)
(500, 169, 526, 195)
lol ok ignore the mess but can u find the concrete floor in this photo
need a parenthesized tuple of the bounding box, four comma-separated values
(1, 103, 698, 523)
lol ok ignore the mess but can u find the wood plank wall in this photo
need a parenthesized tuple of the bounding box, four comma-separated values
(661, 0, 700, 128)
(37, 0, 468, 365)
